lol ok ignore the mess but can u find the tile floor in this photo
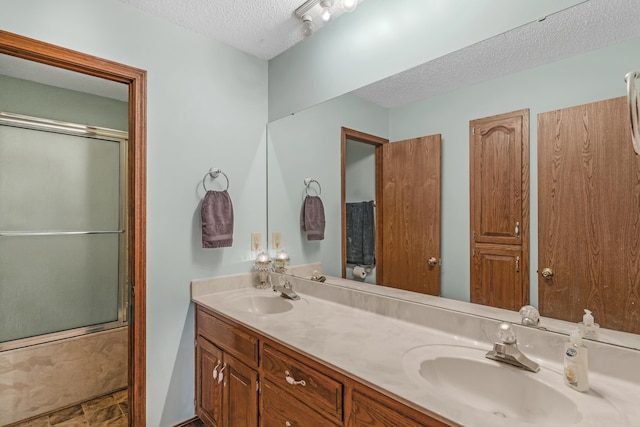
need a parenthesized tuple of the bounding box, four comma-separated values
(11, 389, 128, 427)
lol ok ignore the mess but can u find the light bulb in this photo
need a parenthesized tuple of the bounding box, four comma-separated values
(320, 0, 332, 22)
(301, 14, 314, 37)
(342, 0, 357, 12)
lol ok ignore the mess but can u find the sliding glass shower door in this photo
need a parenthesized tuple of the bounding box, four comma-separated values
(0, 113, 128, 350)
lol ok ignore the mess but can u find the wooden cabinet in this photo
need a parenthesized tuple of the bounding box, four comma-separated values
(348, 388, 452, 427)
(196, 307, 259, 427)
(470, 109, 529, 311)
(195, 305, 456, 427)
(262, 344, 343, 425)
(470, 245, 524, 310)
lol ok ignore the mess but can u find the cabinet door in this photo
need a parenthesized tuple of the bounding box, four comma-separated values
(470, 109, 529, 246)
(197, 337, 224, 427)
(223, 353, 259, 427)
(349, 389, 451, 427)
(471, 245, 524, 311)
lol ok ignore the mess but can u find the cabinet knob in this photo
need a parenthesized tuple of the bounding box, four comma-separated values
(428, 257, 438, 267)
(541, 267, 553, 279)
(285, 422, 292, 427)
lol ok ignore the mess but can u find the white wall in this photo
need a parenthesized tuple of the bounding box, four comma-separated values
(268, 0, 583, 121)
(0, 1, 268, 425)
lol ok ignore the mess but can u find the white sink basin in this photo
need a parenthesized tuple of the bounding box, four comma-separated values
(224, 291, 307, 315)
(402, 345, 622, 426)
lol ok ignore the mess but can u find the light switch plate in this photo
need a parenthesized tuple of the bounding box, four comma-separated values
(251, 232, 262, 251)
(272, 232, 282, 249)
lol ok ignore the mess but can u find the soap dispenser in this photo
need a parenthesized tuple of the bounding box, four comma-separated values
(578, 309, 600, 340)
(564, 330, 589, 392)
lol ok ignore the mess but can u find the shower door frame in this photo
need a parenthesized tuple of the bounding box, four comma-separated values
(0, 30, 148, 426)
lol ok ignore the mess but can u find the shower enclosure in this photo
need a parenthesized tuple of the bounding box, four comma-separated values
(0, 111, 129, 424)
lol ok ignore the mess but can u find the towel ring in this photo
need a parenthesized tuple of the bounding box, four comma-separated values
(202, 168, 229, 192)
(304, 178, 321, 196)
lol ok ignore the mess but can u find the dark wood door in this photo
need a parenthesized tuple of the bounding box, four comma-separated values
(538, 96, 640, 334)
(470, 109, 530, 310)
(380, 135, 441, 295)
(196, 337, 224, 427)
(223, 353, 259, 427)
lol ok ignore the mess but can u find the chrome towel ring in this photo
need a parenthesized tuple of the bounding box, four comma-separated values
(202, 168, 230, 192)
(304, 177, 321, 196)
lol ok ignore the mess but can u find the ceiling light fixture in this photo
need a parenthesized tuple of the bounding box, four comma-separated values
(301, 14, 315, 37)
(295, 0, 359, 37)
(320, 0, 333, 23)
(342, 0, 358, 12)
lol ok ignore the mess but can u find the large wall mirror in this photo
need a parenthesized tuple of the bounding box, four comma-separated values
(267, 2, 640, 348)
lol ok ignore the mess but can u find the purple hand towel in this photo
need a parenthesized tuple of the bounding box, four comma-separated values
(201, 190, 234, 248)
(301, 195, 325, 241)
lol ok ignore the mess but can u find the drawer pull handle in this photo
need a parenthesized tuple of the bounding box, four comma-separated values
(285, 370, 306, 387)
(212, 361, 221, 379)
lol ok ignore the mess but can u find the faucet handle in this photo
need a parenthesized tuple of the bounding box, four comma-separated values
(519, 305, 540, 326)
(496, 322, 517, 344)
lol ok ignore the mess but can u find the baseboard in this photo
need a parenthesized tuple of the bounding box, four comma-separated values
(173, 416, 204, 427)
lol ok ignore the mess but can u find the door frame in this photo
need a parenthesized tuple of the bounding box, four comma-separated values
(0, 30, 147, 425)
(340, 127, 388, 281)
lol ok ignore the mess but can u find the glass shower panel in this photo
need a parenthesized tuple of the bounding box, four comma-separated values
(0, 124, 123, 344)
(0, 234, 120, 342)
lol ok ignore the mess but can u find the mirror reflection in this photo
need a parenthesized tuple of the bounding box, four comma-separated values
(267, 2, 640, 343)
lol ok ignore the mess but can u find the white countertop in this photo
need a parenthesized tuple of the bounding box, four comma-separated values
(191, 273, 640, 427)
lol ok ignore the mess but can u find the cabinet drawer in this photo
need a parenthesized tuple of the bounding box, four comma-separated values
(262, 344, 343, 423)
(262, 379, 339, 427)
(197, 306, 259, 367)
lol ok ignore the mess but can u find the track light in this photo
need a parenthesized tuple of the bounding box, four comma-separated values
(342, 0, 357, 12)
(301, 14, 314, 37)
(320, 1, 333, 22)
(295, 0, 359, 38)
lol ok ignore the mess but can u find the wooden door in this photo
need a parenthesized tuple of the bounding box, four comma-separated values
(196, 337, 224, 427)
(380, 135, 441, 295)
(471, 245, 523, 310)
(538, 96, 640, 334)
(223, 353, 259, 427)
(470, 109, 529, 310)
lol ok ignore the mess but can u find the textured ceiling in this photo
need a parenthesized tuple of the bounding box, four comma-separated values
(118, 0, 357, 60)
(353, 0, 640, 108)
(2, 0, 638, 109)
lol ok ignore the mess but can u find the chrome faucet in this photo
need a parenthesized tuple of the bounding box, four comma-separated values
(273, 275, 300, 300)
(485, 322, 540, 373)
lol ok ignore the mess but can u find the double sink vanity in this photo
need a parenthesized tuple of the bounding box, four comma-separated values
(191, 266, 640, 426)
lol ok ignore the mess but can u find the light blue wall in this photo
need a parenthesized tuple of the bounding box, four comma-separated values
(1, 74, 128, 130)
(0, 1, 267, 426)
(267, 93, 388, 276)
(389, 37, 640, 304)
(268, 0, 584, 121)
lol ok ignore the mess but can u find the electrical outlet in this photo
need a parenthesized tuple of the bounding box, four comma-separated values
(272, 232, 282, 249)
(251, 233, 262, 251)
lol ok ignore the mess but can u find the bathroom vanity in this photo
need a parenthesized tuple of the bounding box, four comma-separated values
(191, 271, 640, 427)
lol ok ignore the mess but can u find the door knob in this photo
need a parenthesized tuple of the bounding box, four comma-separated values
(428, 257, 438, 267)
(541, 267, 553, 279)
